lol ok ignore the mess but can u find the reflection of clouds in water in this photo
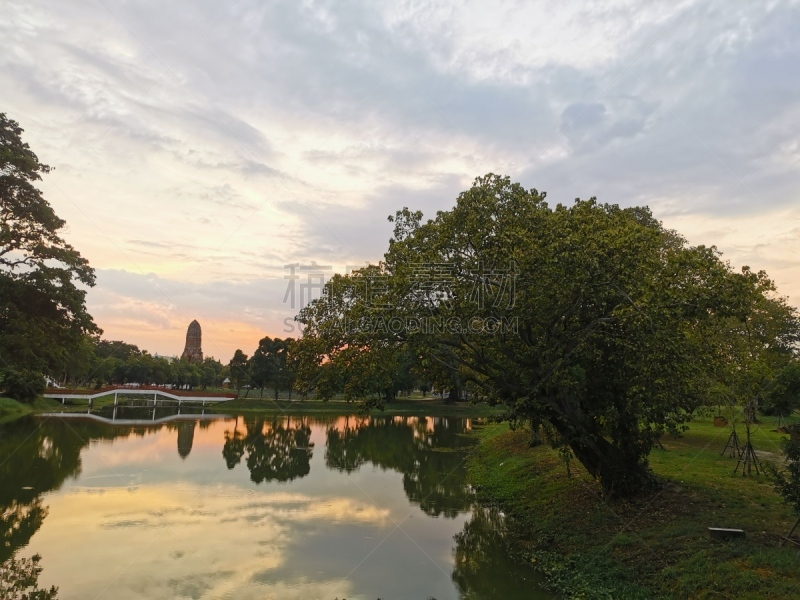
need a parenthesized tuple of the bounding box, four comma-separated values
(135, 573, 353, 600)
(100, 519, 147, 529)
(9, 416, 497, 599)
(27, 485, 385, 599)
(212, 484, 256, 500)
(73, 473, 145, 490)
(79, 419, 239, 471)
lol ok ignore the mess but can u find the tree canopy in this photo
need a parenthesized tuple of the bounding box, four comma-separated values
(0, 113, 99, 392)
(297, 174, 800, 497)
(229, 349, 250, 396)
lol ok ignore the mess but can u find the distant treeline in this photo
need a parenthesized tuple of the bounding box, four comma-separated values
(61, 338, 227, 390)
(228, 336, 462, 403)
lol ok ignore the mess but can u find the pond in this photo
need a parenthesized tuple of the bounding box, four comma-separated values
(0, 410, 551, 599)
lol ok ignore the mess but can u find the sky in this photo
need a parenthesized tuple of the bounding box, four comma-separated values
(2, 0, 799, 362)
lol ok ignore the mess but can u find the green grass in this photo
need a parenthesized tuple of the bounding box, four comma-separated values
(1, 392, 504, 419)
(0, 396, 64, 423)
(222, 396, 504, 417)
(467, 415, 800, 599)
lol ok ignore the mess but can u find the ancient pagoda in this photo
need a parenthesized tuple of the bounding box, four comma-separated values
(181, 320, 203, 363)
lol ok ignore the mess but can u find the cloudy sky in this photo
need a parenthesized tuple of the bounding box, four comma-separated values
(3, 0, 799, 362)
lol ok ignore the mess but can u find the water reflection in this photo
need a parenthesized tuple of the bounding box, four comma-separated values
(0, 553, 59, 599)
(0, 416, 128, 598)
(222, 416, 314, 483)
(0, 417, 84, 562)
(0, 411, 549, 599)
(453, 507, 547, 598)
(325, 416, 476, 518)
(176, 421, 196, 459)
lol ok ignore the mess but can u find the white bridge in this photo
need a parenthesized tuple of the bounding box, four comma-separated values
(43, 386, 237, 406)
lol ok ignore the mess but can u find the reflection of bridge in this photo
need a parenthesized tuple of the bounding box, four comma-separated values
(38, 409, 224, 426)
(43, 386, 237, 406)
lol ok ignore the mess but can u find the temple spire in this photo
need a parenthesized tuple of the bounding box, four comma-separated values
(181, 320, 203, 363)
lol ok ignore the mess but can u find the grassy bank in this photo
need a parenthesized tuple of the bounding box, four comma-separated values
(0, 394, 503, 420)
(0, 397, 65, 423)
(223, 396, 503, 417)
(467, 417, 800, 599)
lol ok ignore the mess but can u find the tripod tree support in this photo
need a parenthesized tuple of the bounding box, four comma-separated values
(721, 427, 741, 458)
(734, 421, 763, 476)
(734, 441, 763, 476)
(780, 516, 800, 547)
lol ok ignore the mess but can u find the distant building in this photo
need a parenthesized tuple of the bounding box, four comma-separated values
(181, 320, 204, 363)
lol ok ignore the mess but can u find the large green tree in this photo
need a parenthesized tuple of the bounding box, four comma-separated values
(0, 113, 99, 390)
(298, 174, 799, 497)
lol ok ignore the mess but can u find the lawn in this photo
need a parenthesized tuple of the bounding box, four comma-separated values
(217, 396, 503, 417)
(0, 396, 64, 423)
(467, 414, 800, 599)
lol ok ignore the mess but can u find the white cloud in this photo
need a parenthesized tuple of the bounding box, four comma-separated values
(3, 0, 799, 359)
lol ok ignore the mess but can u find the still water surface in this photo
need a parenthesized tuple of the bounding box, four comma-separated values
(1, 410, 551, 599)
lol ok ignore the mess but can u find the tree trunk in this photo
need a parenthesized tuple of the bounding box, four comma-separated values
(567, 433, 657, 498)
(529, 424, 543, 447)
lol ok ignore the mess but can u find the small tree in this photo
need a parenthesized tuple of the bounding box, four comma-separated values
(249, 350, 272, 399)
(763, 362, 800, 426)
(229, 350, 249, 397)
(249, 337, 291, 400)
(1, 369, 45, 403)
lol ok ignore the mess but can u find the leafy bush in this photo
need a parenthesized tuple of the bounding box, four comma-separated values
(763, 362, 800, 418)
(1, 369, 45, 403)
(770, 433, 800, 516)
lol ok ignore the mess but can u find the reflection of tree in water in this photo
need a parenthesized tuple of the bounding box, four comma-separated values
(325, 417, 477, 518)
(323, 416, 369, 473)
(176, 421, 197, 459)
(0, 418, 86, 562)
(452, 507, 546, 599)
(0, 554, 59, 599)
(1, 499, 47, 564)
(222, 416, 246, 469)
(0, 416, 171, 596)
(222, 416, 314, 484)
